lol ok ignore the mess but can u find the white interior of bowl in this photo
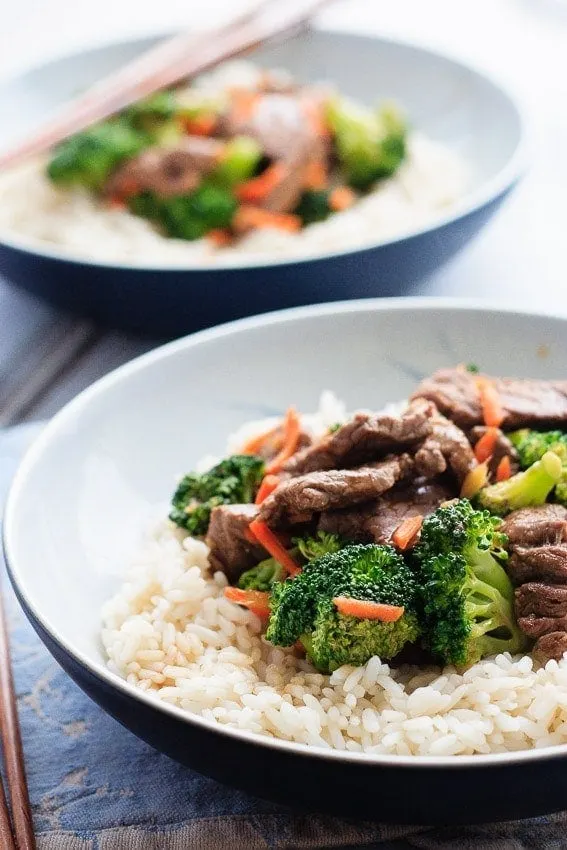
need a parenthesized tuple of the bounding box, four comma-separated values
(0, 29, 527, 269)
(5, 298, 567, 767)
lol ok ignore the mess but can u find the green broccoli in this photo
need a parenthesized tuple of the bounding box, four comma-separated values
(47, 119, 149, 191)
(294, 531, 344, 562)
(414, 499, 526, 667)
(295, 190, 332, 225)
(326, 99, 407, 190)
(211, 136, 263, 188)
(509, 429, 567, 504)
(266, 544, 420, 672)
(129, 183, 238, 240)
(123, 91, 177, 125)
(169, 454, 264, 535)
(477, 451, 562, 516)
(238, 556, 285, 591)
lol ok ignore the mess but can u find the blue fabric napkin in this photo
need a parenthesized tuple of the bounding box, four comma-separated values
(1, 424, 566, 849)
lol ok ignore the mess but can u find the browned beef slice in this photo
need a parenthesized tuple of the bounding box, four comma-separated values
(534, 632, 567, 662)
(516, 582, 567, 618)
(284, 400, 435, 476)
(206, 504, 265, 582)
(106, 136, 224, 198)
(470, 426, 519, 476)
(518, 612, 567, 638)
(414, 414, 476, 483)
(260, 455, 413, 527)
(502, 505, 567, 548)
(318, 479, 453, 544)
(411, 368, 567, 430)
(507, 545, 567, 585)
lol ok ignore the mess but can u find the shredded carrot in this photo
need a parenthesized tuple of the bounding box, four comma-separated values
(234, 205, 302, 233)
(241, 425, 280, 456)
(230, 89, 260, 124)
(460, 461, 490, 499)
(474, 427, 499, 463)
(255, 474, 280, 505)
(249, 519, 301, 577)
(304, 159, 328, 190)
(333, 597, 405, 622)
(496, 455, 512, 482)
(391, 515, 423, 551)
(108, 196, 126, 210)
(266, 407, 301, 474)
(181, 114, 217, 136)
(207, 228, 233, 248)
(329, 186, 356, 212)
(476, 377, 505, 428)
(235, 163, 288, 203)
(224, 587, 270, 619)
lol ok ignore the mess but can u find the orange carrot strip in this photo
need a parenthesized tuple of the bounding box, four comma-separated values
(241, 425, 280, 456)
(329, 186, 356, 212)
(333, 597, 405, 622)
(474, 427, 499, 463)
(391, 515, 423, 551)
(182, 114, 217, 136)
(496, 455, 512, 482)
(476, 377, 505, 428)
(235, 162, 288, 203)
(255, 474, 280, 505)
(461, 461, 490, 499)
(224, 587, 270, 619)
(234, 206, 302, 233)
(249, 519, 301, 576)
(108, 196, 127, 210)
(207, 228, 233, 247)
(304, 159, 328, 191)
(266, 407, 301, 474)
(230, 89, 260, 124)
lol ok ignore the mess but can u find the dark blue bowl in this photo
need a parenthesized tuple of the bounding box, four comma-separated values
(0, 30, 527, 337)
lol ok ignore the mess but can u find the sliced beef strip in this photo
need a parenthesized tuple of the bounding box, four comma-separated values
(411, 368, 567, 430)
(260, 454, 413, 527)
(284, 399, 435, 476)
(414, 414, 476, 483)
(507, 545, 567, 585)
(534, 631, 567, 662)
(515, 582, 567, 618)
(518, 612, 567, 638)
(106, 136, 224, 198)
(502, 505, 567, 548)
(318, 479, 453, 545)
(470, 426, 519, 476)
(206, 503, 265, 582)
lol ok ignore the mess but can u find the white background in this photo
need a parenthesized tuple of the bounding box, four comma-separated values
(2, 0, 567, 306)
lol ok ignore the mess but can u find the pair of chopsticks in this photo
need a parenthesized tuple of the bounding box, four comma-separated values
(0, 0, 335, 171)
(0, 587, 35, 849)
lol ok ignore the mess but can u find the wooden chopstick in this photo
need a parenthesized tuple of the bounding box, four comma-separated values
(0, 777, 16, 850)
(0, 583, 36, 849)
(0, 0, 334, 170)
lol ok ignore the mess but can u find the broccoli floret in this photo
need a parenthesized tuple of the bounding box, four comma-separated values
(294, 531, 344, 562)
(129, 183, 238, 240)
(123, 91, 177, 124)
(238, 557, 285, 591)
(414, 499, 526, 667)
(477, 451, 562, 516)
(266, 544, 420, 672)
(326, 99, 407, 190)
(211, 136, 263, 188)
(509, 429, 567, 505)
(295, 190, 332, 225)
(47, 119, 149, 191)
(169, 454, 264, 535)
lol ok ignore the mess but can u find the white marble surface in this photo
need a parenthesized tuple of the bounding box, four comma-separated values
(2, 0, 567, 309)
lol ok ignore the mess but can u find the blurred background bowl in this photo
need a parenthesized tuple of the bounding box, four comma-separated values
(0, 29, 526, 337)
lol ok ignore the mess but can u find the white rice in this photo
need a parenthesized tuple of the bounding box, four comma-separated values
(101, 392, 567, 756)
(0, 62, 468, 267)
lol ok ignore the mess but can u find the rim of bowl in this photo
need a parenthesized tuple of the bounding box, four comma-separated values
(0, 28, 530, 273)
(4, 296, 567, 770)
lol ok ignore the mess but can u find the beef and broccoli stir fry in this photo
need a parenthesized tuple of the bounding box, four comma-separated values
(45, 69, 407, 245)
(169, 367, 567, 673)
